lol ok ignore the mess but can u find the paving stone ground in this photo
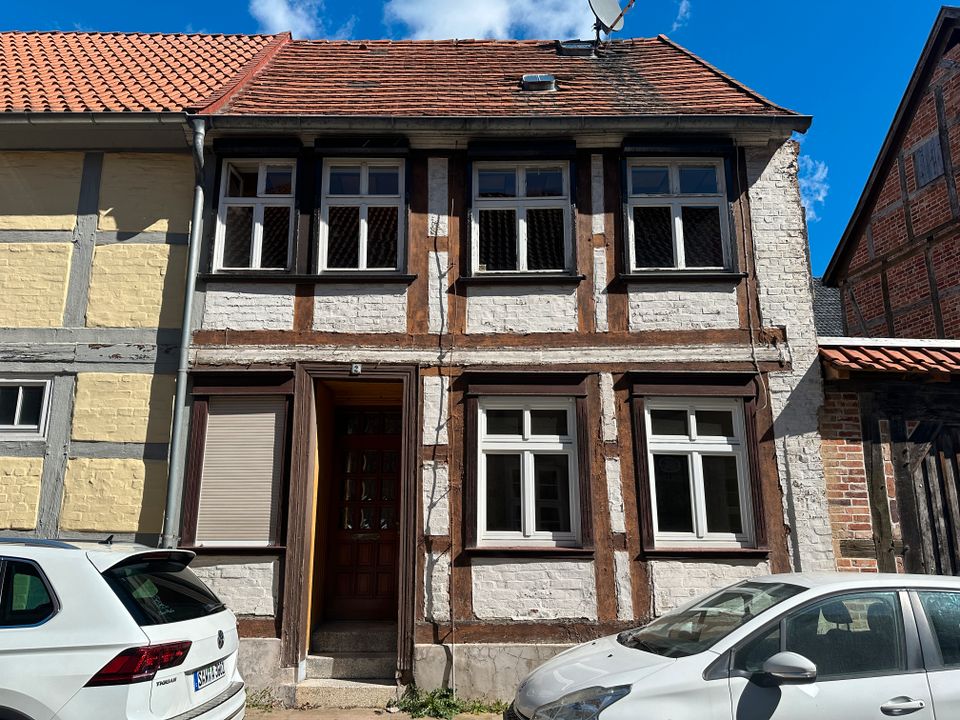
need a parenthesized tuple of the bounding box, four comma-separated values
(247, 710, 501, 720)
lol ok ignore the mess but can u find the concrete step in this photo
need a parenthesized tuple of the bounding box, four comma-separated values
(293, 678, 400, 709)
(306, 651, 397, 679)
(310, 622, 397, 654)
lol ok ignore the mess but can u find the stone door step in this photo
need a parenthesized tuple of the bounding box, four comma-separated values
(310, 621, 397, 654)
(293, 678, 400, 709)
(306, 651, 397, 680)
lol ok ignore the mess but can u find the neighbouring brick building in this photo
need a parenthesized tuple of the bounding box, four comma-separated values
(1, 29, 833, 704)
(819, 7, 960, 575)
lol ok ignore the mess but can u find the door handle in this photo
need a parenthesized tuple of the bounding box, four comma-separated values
(880, 697, 926, 716)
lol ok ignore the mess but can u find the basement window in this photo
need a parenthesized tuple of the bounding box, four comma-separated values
(626, 158, 730, 271)
(214, 160, 296, 272)
(471, 162, 571, 274)
(319, 160, 405, 272)
(0, 379, 51, 439)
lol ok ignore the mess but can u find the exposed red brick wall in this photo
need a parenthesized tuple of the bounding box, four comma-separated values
(820, 389, 878, 572)
(838, 40, 960, 339)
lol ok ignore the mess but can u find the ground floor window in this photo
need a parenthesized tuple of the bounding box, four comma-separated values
(631, 374, 766, 552)
(643, 397, 752, 547)
(463, 374, 591, 550)
(185, 391, 290, 547)
(477, 397, 580, 547)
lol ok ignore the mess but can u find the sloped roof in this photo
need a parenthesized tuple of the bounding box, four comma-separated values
(0, 31, 286, 112)
(823, 6, 960, 284)
(820, 340, 960, 377)
(214, 36, 796, 117)
(0, 31, 800, 120)
(813, 278, 845, 336)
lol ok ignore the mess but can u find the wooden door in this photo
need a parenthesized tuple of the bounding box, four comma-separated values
(324, 407, 402, 620)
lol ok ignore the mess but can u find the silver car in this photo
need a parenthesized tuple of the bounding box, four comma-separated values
(510, 573, 960, 720)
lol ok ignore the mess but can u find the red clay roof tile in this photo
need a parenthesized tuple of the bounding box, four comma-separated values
(0, 31, 798, 118)
(215, 37, 795, 117)
(821, 344, 960, 375)
(0, 31, 284, 112)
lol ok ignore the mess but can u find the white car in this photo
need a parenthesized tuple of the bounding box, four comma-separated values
(509, 572, 960, 720)
(0, 538, 244, 720)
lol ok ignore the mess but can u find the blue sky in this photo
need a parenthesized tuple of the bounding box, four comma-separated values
(1, 1, 945, 274)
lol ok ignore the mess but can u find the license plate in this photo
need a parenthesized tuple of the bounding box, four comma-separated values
(193, 659, 225, 692)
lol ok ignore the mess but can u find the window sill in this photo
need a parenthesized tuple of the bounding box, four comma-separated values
(641, 546, 768, 560)
(180, 544, 287, 554)
(465, 545, 594, 558)
(457, 273, 585, 287)
(200, 272, 417, 285)
(617, 271, 747, 284)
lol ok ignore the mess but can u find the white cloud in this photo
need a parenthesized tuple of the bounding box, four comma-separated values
(798, 154, 830, 222)
(384, 0, 596, 40)
(249, 0, 322, 38)
(671, 0, 691, 32)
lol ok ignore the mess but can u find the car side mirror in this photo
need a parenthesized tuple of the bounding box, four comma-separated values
(761, 652, 817, 684)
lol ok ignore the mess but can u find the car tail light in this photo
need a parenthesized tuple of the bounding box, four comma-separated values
(85, 641, 191, 686)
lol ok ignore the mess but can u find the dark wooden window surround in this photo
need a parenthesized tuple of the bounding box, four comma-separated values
(630, 372, 769, 559)
(180, 370, 295, 550)
(617, 138, 746, 285)
(462, 372, 594, 556)
(205, 136, 415, 282)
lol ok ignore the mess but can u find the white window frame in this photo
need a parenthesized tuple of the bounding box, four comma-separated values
(644, 397, 753, 548)
(477, 397, 580, 547)
(471, 161, 572, 274)
(214, 159, 296, 272)
(0, 378, 52, 440)
(626, 158, 730, 271)
(319, 159, 406, 272)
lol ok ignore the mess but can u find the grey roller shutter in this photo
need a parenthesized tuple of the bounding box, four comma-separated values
(195, 395, 285, 545)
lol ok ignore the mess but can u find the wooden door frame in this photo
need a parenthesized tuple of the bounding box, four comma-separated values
(281, 362, 420, 681)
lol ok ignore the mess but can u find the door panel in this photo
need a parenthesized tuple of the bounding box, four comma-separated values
(728, 591, 934, 720)
(323, 407, 402, 621)
(915, 590, 960, 719)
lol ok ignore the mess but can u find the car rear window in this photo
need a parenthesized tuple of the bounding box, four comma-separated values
(103, 557, 225, 626)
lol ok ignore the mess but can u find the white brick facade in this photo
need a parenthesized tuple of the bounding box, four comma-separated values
(605, 457, 626, 535)
(591, 154, 605, 236)
(313, 285, 407, 333)
(191, 557, 278, 616)
(427, 250, 449, 334)
(614, 550, 634, 621)
(593, 247, 609, 332)
(427, 157, 449, 238)
(465, 285, 578, 334)
(424, 551, 450, 622)
(648, 559, 770, 615)
(599, 372, 617, 442)
(747, 141, 834, 572)
(422, 375, 449, 446)
(627, 282, 740, 331)
(422, 460, 449, 536)
(201, 284, 294, 331)
(471, 558, 598, 620)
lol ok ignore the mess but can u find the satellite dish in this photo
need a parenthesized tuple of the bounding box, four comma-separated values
(588, 0, 636, 41)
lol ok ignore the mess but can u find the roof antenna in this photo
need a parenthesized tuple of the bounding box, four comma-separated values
(589, 0, 637, 44)
(99, 534, 114, 546)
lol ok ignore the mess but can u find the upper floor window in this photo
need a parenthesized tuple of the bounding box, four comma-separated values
(215, 160, 296, 272)
(319, 160, 405, 272)
(471, 162, 571, 274)
(0, 379, 50, 439)
(477, 397, 580, 547)
(643, 397, 752, 548)
(626, 159, 729, 271)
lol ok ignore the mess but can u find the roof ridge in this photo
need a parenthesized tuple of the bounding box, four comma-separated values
(193, 32, 291, 115)
(655, 33, 796, 115)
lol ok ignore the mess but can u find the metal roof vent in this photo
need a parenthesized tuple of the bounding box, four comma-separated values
(556, 40, 595, 57)
(522, 73, 557, 92)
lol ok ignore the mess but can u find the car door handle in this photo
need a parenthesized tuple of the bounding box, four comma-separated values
(880, 697, 926, 716)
